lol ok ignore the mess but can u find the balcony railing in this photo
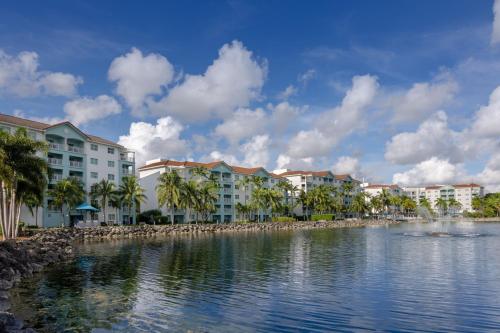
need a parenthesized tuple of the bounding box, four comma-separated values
(223, 198, 232, 204)
(48, 158, 63, 165)
(68, 146, 84, 153)
(122, 169, 131, 175)
(120, 155, 135, 162)
(223, 188, 232, 194)
(50, 174, 63, 182)
(48, 143, 62, 150)
(69, 160, 83, 168)
(222, 177, 232, 183)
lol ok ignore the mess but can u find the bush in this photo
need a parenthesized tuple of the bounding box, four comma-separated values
(311, 214, 334, 221)
(137, 209, 162, 224)
(157, 216, 170, 224)
(272, 216, 296, 222)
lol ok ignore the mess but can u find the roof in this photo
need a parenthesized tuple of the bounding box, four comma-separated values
(425, 185, 442, 190)
(454, 183, 482, 188)
(334, 174, 351, 180)
(277, 170, 333, 177)
(0, 113, 125, 148)
(231, 166, 267, 175)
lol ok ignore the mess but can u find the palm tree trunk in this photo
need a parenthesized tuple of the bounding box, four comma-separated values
(170, 206, 174, 225)
(102, 198, 107, 225)
(35, 206, 39, 228)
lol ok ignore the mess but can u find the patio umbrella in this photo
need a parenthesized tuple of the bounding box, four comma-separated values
(75, 203, 99, 225)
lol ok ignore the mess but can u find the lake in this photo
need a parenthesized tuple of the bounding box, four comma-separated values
(9, 221, 500, 332)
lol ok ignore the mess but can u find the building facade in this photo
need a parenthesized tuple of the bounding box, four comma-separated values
(138, 159, 287, 223)
(0, 113, 135, 227)
(403, 183, 484, 213)
(361, 184, 404, 198)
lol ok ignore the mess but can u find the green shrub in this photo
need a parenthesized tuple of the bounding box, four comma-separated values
(157, 216, 170, 224)
(138, 209, 162, 224)
(272, 216, 296, 222)
(311, 214, 334, 221)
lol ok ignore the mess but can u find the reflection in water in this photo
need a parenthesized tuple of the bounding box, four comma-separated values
(9, 222, 500, 332)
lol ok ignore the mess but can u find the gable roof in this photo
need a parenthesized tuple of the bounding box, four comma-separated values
(231, 165, 268, 176)
(0, 113, 125, 148)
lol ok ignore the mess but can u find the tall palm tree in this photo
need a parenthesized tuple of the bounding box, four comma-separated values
(251, 176, 266, 221)
(92, 179, 116, 225)
(118, 176, 147, 225)
(180, 180, 198, 224)
(235, 202, 250, 222)
(156, 171, 183, 225)
(435, 197, 448, 217)
(0, 128, 48, 239)
(401, 196, 417, 217)
(352, 192, 370, 218)
(370, 196, 383, 217)
(447, 198, 462, 216)
(265, 188, 284, 219)
(377, 189, 393, 217)
(109, 191, 122, 225)
(197, 181, 218, 222)
(49, 177, 85, 227)
(298, 190, 313, 221)
(23, 190, 44, 228)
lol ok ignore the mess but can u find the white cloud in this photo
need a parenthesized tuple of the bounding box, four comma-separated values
(12, 109, 63, 125)
(276, 154, 314, 170)
(268, 101, 305, 134)
(150, 40, 267, 122)
(0, 50, 82, 97)
(241, 135, 270, 167)
(287, 129, 331, 159)
(108, 47, 174, 116)
(332, 156, 360, 176)
(63, 95, 122, 126)
(389, 74, 458, 123)
(393, 157, 466, 186)
(214, 107, 266, 145)
(277, 85, 297, 100)
(204, 151, 240, 165)
(471, 85, 500, 137)
(475, 152, 500, 192)
(298, 69, 316, 85)
(492, 0, 500, 45)
(118, 117, 189, 167)
(385, 111, 464, 164)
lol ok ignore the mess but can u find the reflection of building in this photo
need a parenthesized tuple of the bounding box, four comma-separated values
(272, 169, 362, 217)
(403, 184, 484, 213)
(0, 113, 135, 227)
(139, 159, 287, 223)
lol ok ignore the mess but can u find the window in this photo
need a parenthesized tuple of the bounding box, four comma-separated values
(90, 172, 98, 179)
(91, 144, 98, 151)
(108, 147, 115, 154)
(108, 214, 116, 221)
(235, 194, 239, 199)
(108, 161, 115, 167)
(90, 158, 98, 165)
(108, 174, 115, 181)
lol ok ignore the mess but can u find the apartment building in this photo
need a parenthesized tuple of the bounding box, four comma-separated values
(403, 183, 484, 213)
(138, 159, 287, 223)
(0, 113, 135, 227)
(272, 169, 361, 217)
(361, 184, 404, 198)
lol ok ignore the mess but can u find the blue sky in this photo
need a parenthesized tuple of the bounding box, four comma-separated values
(1, 1, 500, 191)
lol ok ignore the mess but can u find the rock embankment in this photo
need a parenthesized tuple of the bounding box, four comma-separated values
(2, 219, 398, 332)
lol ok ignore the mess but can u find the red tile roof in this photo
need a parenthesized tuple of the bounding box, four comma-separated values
(453, 183, 481, 188)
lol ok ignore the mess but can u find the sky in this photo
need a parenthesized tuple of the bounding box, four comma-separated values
(1, 0, 500, 191)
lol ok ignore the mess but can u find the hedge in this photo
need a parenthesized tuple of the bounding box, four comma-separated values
(272, 216, 297, 222)
(311, 214, 334, 221)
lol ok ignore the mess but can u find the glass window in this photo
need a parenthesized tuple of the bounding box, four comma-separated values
(108, 174, 115, 181)
(91, 143, 98, 151)
(90, 158, 98, 165)
(108, 147, 115, 154)
(108, 160, 115, 167)
(90, 172, 98, 179)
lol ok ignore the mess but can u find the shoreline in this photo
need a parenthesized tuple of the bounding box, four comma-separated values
(1, 219, 399, 332)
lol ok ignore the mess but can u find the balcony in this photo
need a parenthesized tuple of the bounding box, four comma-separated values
(67, 146, 84, 154)
(50, 174, 63, 182)
(48, 143, 63, 150)
(223, 198, 232, 204)
(221, 177, 232, 183)
(48, 157, 63, 166)
(120, 155, 135, 162)
(223, 188, 232, 194)
(69, 160, 83, 168)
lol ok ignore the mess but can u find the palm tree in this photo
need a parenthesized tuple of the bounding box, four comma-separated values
(251, 176, 266, 221)
(118, 176, 147, 225)
(265, 188, 284, 219)
(109, 191, 122, 225)
(298, 190, 313, 221)
(401, 196, 417, 217)
(24, 190, 44, 228)
(49, 177, 85, 227)
(156, 171, 183, 224)
(352, 192, 370, 218)
(370, 196, 383, 218)
(435, 197, 448, 217)
(311, 185, 333, 214)
(197, 181, 218, 222)
(180, 180, 198, 224)
(92, 179, 116, 225)
(447, 198, 462, 216)
(376, 189, 393, 217)
(0, 128, 48, 239)
(235, 202, 250, 222)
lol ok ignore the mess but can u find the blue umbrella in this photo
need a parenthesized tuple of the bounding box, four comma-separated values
(75, 203, 99, 211)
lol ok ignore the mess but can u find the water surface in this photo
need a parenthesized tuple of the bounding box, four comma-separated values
(10, 221, 500, 332)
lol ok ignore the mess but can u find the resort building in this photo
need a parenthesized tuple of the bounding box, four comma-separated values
(138, 159, 288, 223)
(361, 184, 404, 198)
(0, 113, 135, 227)
(403, 184, 484, 213)
(272, 169, 362, 217)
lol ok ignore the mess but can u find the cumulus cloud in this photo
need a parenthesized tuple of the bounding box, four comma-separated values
(204, 150, 240, 165)
(0, 50, 82, 97)
(277, 85, 297, 100)
(214, 107, 266, 145)
(389, 74, 458, 123)
(241, 135, 270, 167)
(118, 117, 189, 167)
(276, 154, 314, 170)
(12, 109, 63, 125)
(149, 40, 267, 122)
(108, 47, 174, 115)
(393, 157, 466, 186)
(268, 101, 305, 134)
(475, 151, 500, 192)
(385, 111, 464, 164)
(492, 0, 500, 45)
(471, 86, 500, 137)
(332, 156, 360, 176)
(298, 69, 316, 85)
(63, 95, 122, 126)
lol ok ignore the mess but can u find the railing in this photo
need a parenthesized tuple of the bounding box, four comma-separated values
(120, 155, 135, 162)
(122, 169, 131, 175)
(70, 176, 83, 183)
(223, 188, 232, 194)
(50, 174, 63, 182)
(68, 146, 84, 153)
(69, 160, 83, 168)
(222, 177, 232, 183)
(223, 198, 232, 204)
(48, 157, 63, 165)
(48, 143, 62, 150)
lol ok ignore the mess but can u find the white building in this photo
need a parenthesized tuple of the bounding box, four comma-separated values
(361, 184, 404, 198)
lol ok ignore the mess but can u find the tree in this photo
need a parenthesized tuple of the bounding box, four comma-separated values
(49, 177, 85, 227)
(250, 176, 266, 221)
(298, 190, 313, 221)
(109, 191, 122, 224)
(197, 181, 218, 222)
(118, 176, 147, 225)
(435, 198, 448, 216)
(180, 180, 198, 224)
(0, 128, 48, 239)
(376, 189, 393, 217)
(401, 196, 417, 217)
(352, 192, 370, 218)
(370, 196, 383, 217)
(447, 198, 462, 216)
(156, 171, 183, 225)
(91, 179, 116, 225)
(265, 188, 284, 219)
(235, 202, 251, 221)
